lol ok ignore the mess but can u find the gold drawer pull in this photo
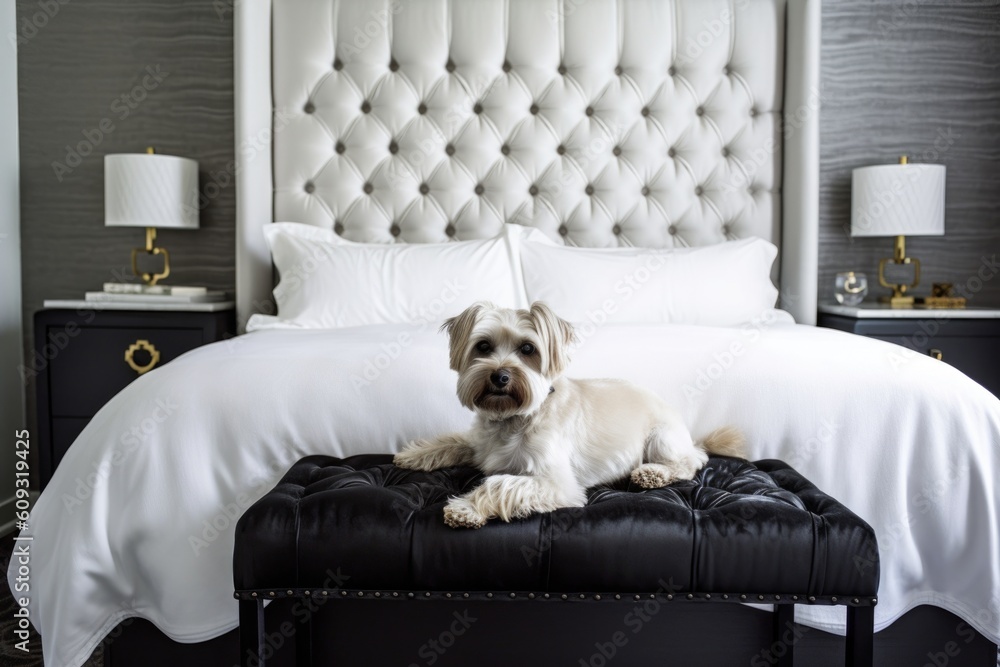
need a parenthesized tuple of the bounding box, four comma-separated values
(928, 348, 943, 361)
(125, 339, 161, 375)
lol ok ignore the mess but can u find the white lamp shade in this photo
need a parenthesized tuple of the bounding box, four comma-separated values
(851, 163, 945, 237)
(104, 154, 199, 229)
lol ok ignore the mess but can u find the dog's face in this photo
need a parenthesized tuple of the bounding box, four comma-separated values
(442, 301, 576, 420)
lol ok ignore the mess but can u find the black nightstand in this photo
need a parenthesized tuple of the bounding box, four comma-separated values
(818, 303, 1000, 398)
(33, 305, 236, 488)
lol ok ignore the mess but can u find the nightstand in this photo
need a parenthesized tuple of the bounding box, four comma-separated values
(818, 303, 1000, 398)
(33, 303, 236, 488)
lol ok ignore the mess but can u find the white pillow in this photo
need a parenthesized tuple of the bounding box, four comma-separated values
(518, 237, 779, 327)
(247, 223, 529, 330)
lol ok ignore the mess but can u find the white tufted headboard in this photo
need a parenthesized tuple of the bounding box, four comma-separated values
(235, 0, 819, 327)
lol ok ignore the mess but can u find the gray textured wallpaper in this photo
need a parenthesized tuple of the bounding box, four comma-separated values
(16, 0, 1000, 410)
(819, 0, 1000, 305)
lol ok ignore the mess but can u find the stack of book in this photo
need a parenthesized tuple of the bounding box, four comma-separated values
(85, 283, 228, 304)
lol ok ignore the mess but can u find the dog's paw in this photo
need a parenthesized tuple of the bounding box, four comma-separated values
(631, 463, 672, 489)
(443, 498, 487, 529)
(393, 442, 437, 471)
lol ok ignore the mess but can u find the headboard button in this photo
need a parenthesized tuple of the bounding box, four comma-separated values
(585, 106, 594, 117)
(446, 59, 455, 73)
(334, 222, 344, 235)
(722, 224, 731, 235)
(474, 184, 485, 196)
(614, 66, 623, 76)
(641, 107, 650, 117)
(529, 185, 539, 196)
(612, 224, 622, 235)
(641, 186, 650, 197)
(668, 225, 677, 235)
(304, 182, 315, 194)
(749, 107, 758, 117)
(335, 142, 346, 154)
(388, 142, 398, 154)
(558, 224, 568, 237)
(363, 183, 374, 194)
(695, 106, 704, 117)
(500, 145, 510, 156)
(361, 101, 371, 114)
(558, 65, 567, 75)
(333, 59, 343, 71)
(612, 146, 622, 157)
(390, 224, 401, 237)
(722, 147, 730, 157)
(585, 185, 594, 196)
(556, 145, 566, 155)
(695, 186, 704, 196)
(419, 183, 430, 195)
(502, 61, 512, 73)
(668, 147, 677, 158)
(303, 102, 315, 114)
(473, 103, 483, 114)
(668, 65, 677, 76)
(530, 104, 539, 115)
(723, 65, 731, 75)
(389, 59, 399, 72)
(418, 103, 427, 115)
(445, 144, 456, 156)
(445, 224, 456, 237)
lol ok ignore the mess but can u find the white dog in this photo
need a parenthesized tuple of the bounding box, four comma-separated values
(393, 301, 744, 529)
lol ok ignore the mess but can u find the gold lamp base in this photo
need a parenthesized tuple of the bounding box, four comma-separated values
(877, 235, 920, 308)
(131, 226, 170, 286)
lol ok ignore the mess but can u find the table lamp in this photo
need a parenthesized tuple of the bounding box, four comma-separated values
(105, 148, 199, 285)
(850, 156, 946, 307)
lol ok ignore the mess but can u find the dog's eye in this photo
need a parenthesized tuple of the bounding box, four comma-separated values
(520, 342, 536, 355)
(475, 340, 492, 353)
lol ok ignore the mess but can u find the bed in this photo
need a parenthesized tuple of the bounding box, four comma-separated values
(10, 1, 1000, 666)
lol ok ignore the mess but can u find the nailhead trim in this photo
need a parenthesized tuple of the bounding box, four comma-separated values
(231, 589, 877, 606)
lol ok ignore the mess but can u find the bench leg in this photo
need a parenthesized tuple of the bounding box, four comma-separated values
(240, 599, 266, 667)
(846, 605, 874, 667)
(295, 601, 312, 667)
(772, 604, 795, 667)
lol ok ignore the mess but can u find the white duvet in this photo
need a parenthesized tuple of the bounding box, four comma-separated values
(10, 319, 1000, 667)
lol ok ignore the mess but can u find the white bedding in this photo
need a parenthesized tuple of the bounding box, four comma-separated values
(10, 320, 1000, 667)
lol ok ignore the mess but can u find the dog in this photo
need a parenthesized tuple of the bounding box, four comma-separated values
(393, 301, 745, 529)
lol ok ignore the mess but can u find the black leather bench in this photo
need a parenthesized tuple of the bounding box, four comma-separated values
(234, 454, 879, 667)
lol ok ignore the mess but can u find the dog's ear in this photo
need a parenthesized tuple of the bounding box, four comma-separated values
(528, 301, 576, 376)
(441, 302, 487, 371)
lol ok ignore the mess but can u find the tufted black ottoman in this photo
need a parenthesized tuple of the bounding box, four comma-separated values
(234, 455, 879, 667)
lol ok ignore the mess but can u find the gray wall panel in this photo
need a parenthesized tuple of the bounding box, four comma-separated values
(819, 0, 1000, 304)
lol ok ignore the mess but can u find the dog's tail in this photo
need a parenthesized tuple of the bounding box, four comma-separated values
(698, 426, 746, 459)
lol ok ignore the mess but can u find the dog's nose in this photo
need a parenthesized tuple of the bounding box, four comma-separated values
(490, 369, 511, 388)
